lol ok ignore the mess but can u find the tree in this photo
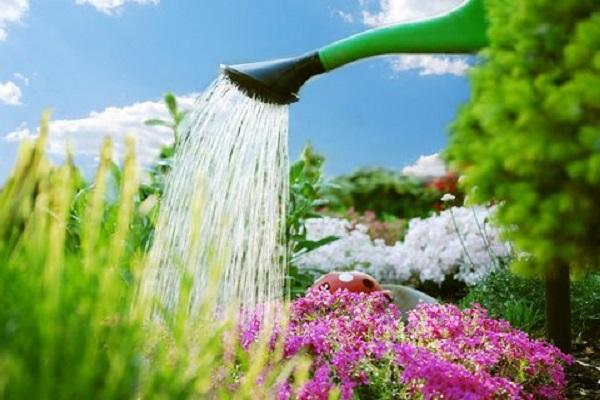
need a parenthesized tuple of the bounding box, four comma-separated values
(448, 0, 600, 352)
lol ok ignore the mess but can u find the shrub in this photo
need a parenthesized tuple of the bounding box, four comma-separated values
(241, 289, 572, 400)
(296, 205, 510, 287)
(323, 168, 455, 220)
(462, 268, 600, 337)
(296, 216, 412, 283)
(448, 0, 600, 350)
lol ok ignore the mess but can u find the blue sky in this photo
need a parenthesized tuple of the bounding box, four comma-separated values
(0, 0, 471, 182)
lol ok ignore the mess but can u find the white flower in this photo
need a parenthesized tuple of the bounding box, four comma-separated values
(296, 205, 511, 286)
(441, 193, 456, 202)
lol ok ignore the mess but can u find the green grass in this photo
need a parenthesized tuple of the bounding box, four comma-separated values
(461, 268, 600, 338)
(0, 114, 310, 399)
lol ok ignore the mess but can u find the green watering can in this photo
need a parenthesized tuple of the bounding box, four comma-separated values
(223, 0, 489, 104)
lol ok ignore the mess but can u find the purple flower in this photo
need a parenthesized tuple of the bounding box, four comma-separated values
(277, 382, 292, 400)
(238, 291, 571, 399)
(298, 365, 332, 400)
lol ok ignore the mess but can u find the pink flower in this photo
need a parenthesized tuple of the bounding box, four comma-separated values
(238, 291, 571, 399)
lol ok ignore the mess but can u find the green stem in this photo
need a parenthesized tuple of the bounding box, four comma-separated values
(470, 206, 498, 269)
(449, 207, 477, 272)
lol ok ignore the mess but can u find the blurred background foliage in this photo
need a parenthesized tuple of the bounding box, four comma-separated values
(322, 168, 462, 220)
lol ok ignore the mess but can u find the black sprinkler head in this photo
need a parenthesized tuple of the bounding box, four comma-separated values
(222, 52, 325, 105)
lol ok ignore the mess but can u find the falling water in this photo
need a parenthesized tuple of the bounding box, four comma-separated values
(142, 75, 289, 318)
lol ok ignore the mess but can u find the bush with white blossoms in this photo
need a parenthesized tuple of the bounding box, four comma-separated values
(296, 206, 512, 286)
(296, 216, 413, 283)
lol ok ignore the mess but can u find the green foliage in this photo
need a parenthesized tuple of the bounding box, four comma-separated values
(461, 269, 600, 337)
(286, 146, 337, 298)
(141, 93, 189, 200)
(298, 143, 326, 182)
(571, 273, 600, 336)
(448, 0, 600, 273)
(323, 168, 444, 220)
(144, 93, 189, 147)
(0, 115, 307, 399)
(117, 93, 190, 251)
(501, 300, 545, 335)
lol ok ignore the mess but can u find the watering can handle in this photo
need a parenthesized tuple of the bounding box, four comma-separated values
(318, 0, 489, 72)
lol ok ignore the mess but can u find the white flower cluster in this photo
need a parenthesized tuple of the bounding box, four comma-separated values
(297, 217, 413, 283)
(296, 206, 511, 286)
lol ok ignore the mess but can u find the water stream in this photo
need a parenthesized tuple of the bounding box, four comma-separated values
(142, 76, 289, 318)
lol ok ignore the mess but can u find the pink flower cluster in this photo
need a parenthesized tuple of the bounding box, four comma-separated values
(240, 289, 572, 400)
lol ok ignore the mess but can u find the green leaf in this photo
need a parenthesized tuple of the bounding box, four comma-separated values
(145, 119, 172, 128)
(289, 160, 305, 181)
(175, 110, 190, 126)
(164, 93, 178, 120)
(297, 236, 338, 252)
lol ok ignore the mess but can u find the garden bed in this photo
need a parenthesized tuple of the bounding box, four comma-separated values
(566, 338, 600, 399)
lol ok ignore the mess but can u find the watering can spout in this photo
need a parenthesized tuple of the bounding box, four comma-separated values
(223, 0, 488, 104)
(222, 52, 325, 105)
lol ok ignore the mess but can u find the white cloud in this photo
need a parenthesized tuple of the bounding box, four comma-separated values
(0, 80, 22, 105)
(361, 0, 464, 27)
(0, 0, 29, 41)
(3, 121, 31, 140)
(13, 72, 29, 86)
(402, 153, 447, 180)
(3, 94, 198, 165)
(334, 9, 355, 23)
(389, 54, 470, 76)
(75, 0, 159, 15)
(358, 0, 471, 76)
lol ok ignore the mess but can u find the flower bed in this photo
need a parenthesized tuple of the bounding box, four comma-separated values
(297, 206, 511, 286)
(241, 289, 571, 399)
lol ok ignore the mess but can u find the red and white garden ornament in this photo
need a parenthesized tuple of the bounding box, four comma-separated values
(310, 271, 393, 302)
